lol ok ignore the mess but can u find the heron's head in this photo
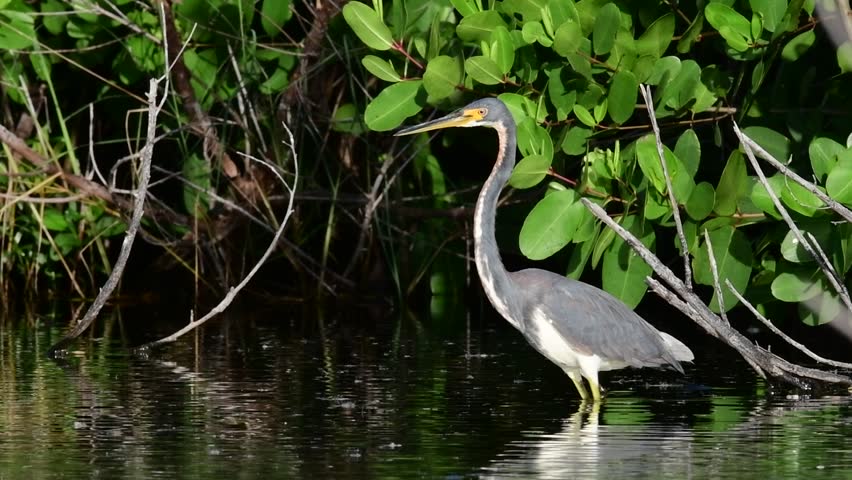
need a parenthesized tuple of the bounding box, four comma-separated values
(395, 98, 512, 136)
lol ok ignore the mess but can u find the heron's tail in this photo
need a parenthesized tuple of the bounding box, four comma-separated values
(660, 332, 694, 363)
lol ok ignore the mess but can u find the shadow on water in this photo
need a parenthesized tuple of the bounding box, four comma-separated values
(1, 304, 851, 479)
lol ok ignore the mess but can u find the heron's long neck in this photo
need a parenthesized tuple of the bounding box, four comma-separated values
(474, 121, 519, 328)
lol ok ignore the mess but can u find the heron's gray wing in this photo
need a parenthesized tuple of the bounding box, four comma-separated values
(510, 269, 683, 371)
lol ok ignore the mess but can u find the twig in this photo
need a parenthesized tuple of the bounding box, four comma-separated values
(733, 123, 852, 315)
(703, 229, 729, 324)
(137, 124, 299, 349)
(735, 125, 852, 224)
(726, 280, 852, 370)
(639, 84, 692, 288)
(0, 192, 86, 204)
(47, 75, 163, 357)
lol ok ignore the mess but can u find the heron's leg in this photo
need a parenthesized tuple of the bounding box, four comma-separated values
(566, 370, 589, 400)
(587, 375, 602, 402)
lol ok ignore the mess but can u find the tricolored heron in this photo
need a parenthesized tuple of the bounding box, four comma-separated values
(396, 98, 693, 402)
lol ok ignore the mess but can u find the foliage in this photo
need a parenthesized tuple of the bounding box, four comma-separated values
(0, 0, 298, 294)
(345, 0, 852, 324)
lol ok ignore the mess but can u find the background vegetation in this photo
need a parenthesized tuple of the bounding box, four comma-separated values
(0, 0, 850, 336)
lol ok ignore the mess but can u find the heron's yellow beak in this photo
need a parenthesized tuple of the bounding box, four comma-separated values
(394, 108, 485, 136)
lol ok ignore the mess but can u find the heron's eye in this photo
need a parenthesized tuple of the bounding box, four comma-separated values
(478, 108, 488, 117)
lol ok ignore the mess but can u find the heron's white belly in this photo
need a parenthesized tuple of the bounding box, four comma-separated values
(530, 309, 627, 372)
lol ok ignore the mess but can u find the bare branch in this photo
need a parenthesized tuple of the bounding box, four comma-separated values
(138, 124, 299, 349)
(726, 280, 852, 370)
(48, 75, 162, 356)
(639, 84, 692, 288)
(703, 229, 729, 324)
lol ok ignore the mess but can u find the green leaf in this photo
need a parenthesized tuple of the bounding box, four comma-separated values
(41, 0, 68, 36)
(42, 208, 70, 231)
(331, 103, 364, 135)
(635, 13, 674, 59)
(342, 2, 394, 51)
(522, 21, 553, 47)
(780, 223, 832, 263)
(674, 129, 701, 177)
(457, 11, 507, 42)
(602, 214, 655, 308)
(779, 179, 824, 217)
(839, 42, 852, 74)
(362, 55, 402, 82)
(450, 0, 478, 17)
(561, 126, 592, 155)
(686, 182, 716, 220)
(826, 156, 852, 205)
(693, 226, 753, 312)
(465, 56, 504, 85)
(742, 126, 790, 162)
(566, 234, 597, 279)
(423, 55, 462, 99)
(261, 0, 292, 37)
(771, 270, 822, 302)
(750, 0, 786, 32)
(714, 151, 748, 216)
(781, 29, 815, 61)
(0, 10, 35, 50)
(799, 289, 843, 326)
(635, 134, 678, 195)
(546, 67, 576, 121)
(364, 81, 424, 131)
(750, 173, 783, 218)
(660, 59, 700, 109)
(593, 3, 620, 55)
(490, 26, 515, 74)
(573, 104, 596, 127)
(808, 136, 844, 182)
(705, 3, 752, 47)
(677, 11, 704, 53)
(519, 189, 582, 260)
(607, 71, 637, 124)
(510, 154, 552, 189)
(517, 118, 553, 160)
(553, 21, 583, 57)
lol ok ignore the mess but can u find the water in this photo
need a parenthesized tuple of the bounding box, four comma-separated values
(1, 306, 851, 479)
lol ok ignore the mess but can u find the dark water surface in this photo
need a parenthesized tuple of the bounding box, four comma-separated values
(1, 306, 851, 479)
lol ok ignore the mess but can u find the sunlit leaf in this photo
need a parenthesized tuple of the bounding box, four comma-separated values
(362, 55, 402, 82)
(826, 156, 852, 205)
(519, 189, 582, 260)
(490, 26, 515, 74)
(261, 0, 292, 37)
(771, 269, 822, 302)
(714, 151, 747, 216)
(607, 70, 638, 124)
(342, 2, 394, 51)
(510, 154, 552, 189)
(423, 55, 462, 99)
(465, 56, 504, 85)
(364, 81, 424, 131)
(781, 29, 815, 61)
(686, 182, 716, 220)
(602, 214, 655, 308)
(693, 226, 753, 312)
(593, 3, 620, 55)
(457, 10, 507, 42)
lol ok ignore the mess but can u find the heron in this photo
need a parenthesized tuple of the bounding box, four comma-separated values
(395, 98, 693, 402)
